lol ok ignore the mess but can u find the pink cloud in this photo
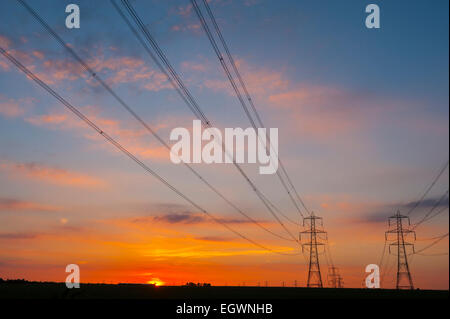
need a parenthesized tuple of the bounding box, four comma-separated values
(174, 3, 193, 17)
(195, 58, 364, 140)
(0, 36, 11, 70)
(32, 51, 44, 60)
(25, 105, 170, 161)
(0, 161, 107, 189)
(268, 86, 344, 109)
(0, 59, 9, 71)
(202, 59, 289, 96)
(0, 99, 25, 118)
(0, 96, 34, 118)
(0, 198, 61, 212)
(170, 23, 202, 34)
(271, 92, 363, 139)
(0, 35, 11, 48)
(0, 37, 170, 92)
(181, 61, 207, 72)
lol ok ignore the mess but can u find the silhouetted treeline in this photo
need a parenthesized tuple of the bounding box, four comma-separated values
(0, 278, 30, 284)
(183, 282, 211, 287)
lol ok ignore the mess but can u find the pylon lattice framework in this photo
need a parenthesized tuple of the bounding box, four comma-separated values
(385, 210, 416, 290)
(328, 266, 344, 288)
(300, 213, 327, 288)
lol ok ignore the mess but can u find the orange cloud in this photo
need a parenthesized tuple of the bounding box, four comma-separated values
(175, 3, 193, 16)
(25, 105, 170, 161)
(185, 57, 382, 142)
(26, 113, 68, 125)
(170, 23, 202, 33)
(0, 38, 170, 91)
(203, 59, 289, 97)
(268, 86, 344, 109)
(73, 54, 171, 91)
(32, 51, 44, 60)
(0, 161, 106, 188)
(0, 198, 61, 212)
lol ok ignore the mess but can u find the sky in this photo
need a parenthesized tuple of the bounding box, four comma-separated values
(0, 0, 448, 289)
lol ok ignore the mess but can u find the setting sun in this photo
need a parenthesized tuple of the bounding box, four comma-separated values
(147, 278, 165, 287)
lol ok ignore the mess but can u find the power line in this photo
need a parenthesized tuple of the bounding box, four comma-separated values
(407, 160, 448, 216)
(412, 232, 449, 256)
(416, 232, 450, 242)
(378, 239, 387, 275)
(118, 0, 210, 125)
(263, 193, 301, 227)
(199, 0, 311, 214)
(412, 190, 449, 230)
(0, 46, 301, 257)
(16, 0, 298, 243)
(115, 0, 299, 242)
(191, 0, 310, 217)
(420, 206, 449, 226)
(380, 253, 394, 288)
(416, 252, 448, 256)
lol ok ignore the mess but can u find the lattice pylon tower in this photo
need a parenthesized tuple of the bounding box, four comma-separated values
(327, 266, 344, 288)
(300, 212, 327, 288)
(385, 210, 416, 289)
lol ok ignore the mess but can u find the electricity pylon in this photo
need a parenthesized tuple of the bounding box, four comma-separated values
(328, 266, 344, 288)
(300, 212, 327, 288)
(385, 210, 416, 289)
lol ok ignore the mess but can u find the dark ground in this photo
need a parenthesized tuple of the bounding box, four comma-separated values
(0, 282, 448, 299)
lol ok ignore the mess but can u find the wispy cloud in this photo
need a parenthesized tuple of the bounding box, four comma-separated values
(348, 195, 449, 225)
(403, 197, 449, 210)
(0, 232, 39, 239)
(194, 236, 231, 242)
(0, 35, 11, 50)
(0, 197, 61, 212)
(25, 105, 170, 160)
(0, 34, 171, 91)
(0, 95, 34, 118)
(150, 211, 268, 225)
(0, 160, 106, 189)
(174, 3, 193, 17)
(152, 212, 206, 224)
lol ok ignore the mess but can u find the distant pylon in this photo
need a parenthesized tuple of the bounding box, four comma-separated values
(300, 212, 327, 288)
(337, 275, 344, 288)
(327, 266, 344, 288)
(385, 210, 416, 289)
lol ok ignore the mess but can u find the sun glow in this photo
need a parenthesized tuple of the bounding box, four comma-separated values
(147, 278, 165, 286)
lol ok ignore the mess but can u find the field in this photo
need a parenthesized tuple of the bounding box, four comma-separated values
(0, 282, 447, 299)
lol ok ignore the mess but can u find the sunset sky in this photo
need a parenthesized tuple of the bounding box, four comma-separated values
(0, 0, 448, 289)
